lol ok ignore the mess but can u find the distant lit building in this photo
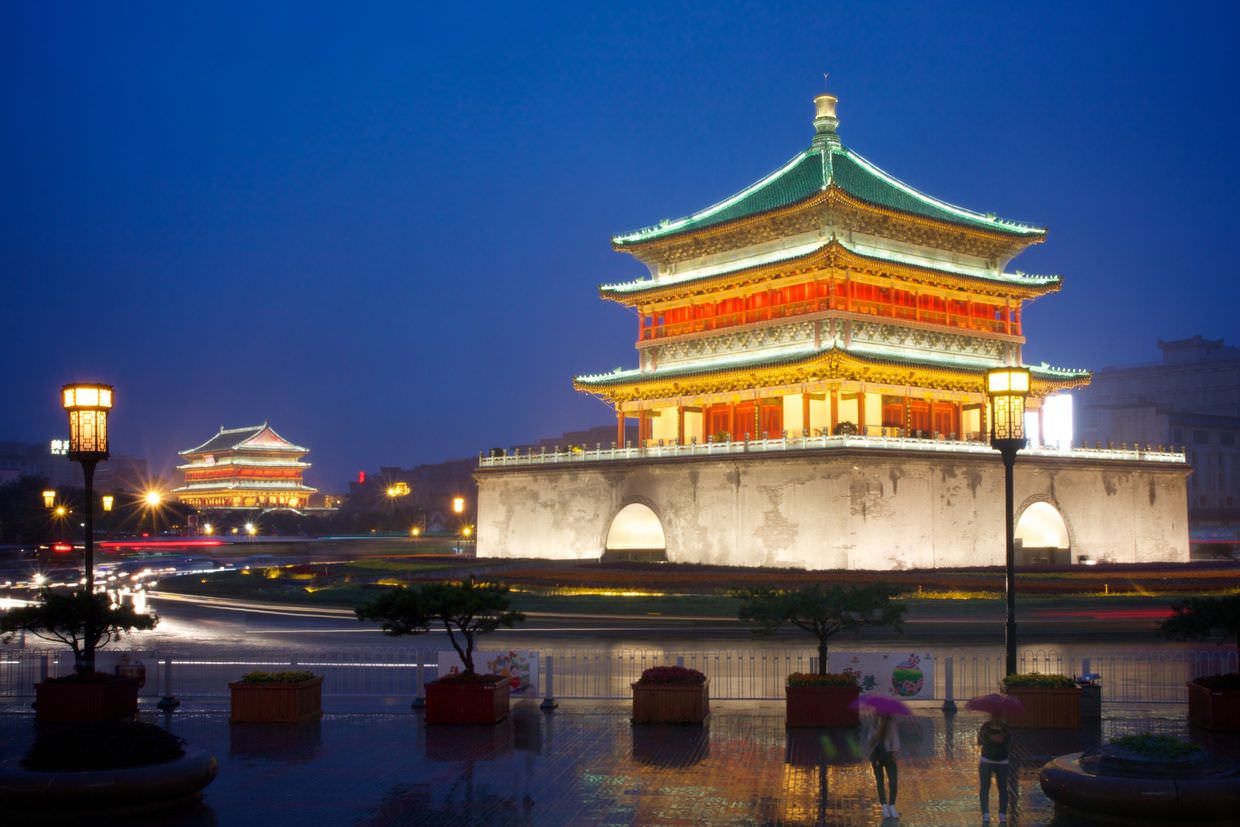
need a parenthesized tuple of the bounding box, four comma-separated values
(1076, 336, 1240, 528)
(173, 423, 317, 511)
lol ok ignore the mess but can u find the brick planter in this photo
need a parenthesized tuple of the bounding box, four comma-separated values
(425, 678, 510, 725)
(631, 681, 710, 724)
(1187, 680, 1240, 731)
(1002, 685, 1081, 729)
(35, 676, 139, 723)
(229, 677, 323, 723)
(785, 684, 859, 728)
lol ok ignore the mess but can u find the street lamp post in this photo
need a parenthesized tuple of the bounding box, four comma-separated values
(452, 496, 466, 554)
(61, 382, 113, 675)
(143, 490, 163, 537)
(986, 367, 1030, 677)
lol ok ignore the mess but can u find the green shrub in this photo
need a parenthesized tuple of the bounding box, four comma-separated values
(787, 672, 857, 687)
(1002, 672, 1076, 689)
(1110, 734, 1203, 760)
(240, 670, 316, 684)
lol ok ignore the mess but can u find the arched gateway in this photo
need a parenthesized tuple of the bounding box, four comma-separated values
(603, 503, 667, 562)
(1015, 501, 1072, 565)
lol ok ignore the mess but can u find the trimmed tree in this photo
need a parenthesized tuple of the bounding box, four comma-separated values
(356, 577, 524, 675)
(0, 589, 158, 674)
(1160, 594, 1240, 662)
(736, 584, 906, 674)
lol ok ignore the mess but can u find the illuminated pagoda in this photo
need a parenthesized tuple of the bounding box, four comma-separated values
(173, 423, 317, 511)
(476, 86, 1189, 570)
(575, 89, 1089, 444)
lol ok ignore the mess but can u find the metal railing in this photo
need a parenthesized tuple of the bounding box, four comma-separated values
(4, 647, 1232, 708)
(478, 433, 1187, 469)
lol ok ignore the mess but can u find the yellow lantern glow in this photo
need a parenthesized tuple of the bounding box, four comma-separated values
(986, 367, 1030, 443)
(144, 490, 163, 508)
(61, 383, 113, 459)
(452, 496, 465, 514)
(410, 526, 421, 537)
(461, 525, 473, 538)
(54, 505, 68, 517)
(203, 523, 215, 536)
(42, 490, 56, 509)
(101, 494, 114, 512)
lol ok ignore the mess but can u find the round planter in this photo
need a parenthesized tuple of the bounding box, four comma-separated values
(0, 747, 218, 817)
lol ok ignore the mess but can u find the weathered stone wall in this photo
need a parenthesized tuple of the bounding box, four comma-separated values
(475, 450, 1189, 569)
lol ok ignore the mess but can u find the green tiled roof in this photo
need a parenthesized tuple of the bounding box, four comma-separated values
(575, 344, 1088, 388)
(598, 238, 1062, 297)
(613, 134, 1044, 247)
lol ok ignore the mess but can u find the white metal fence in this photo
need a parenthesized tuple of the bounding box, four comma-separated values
(3, 646, 1234, 707)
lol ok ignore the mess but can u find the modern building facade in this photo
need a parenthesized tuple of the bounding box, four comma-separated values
(173, 423, 317, 510)
(1076, 336, 1240, 527)
(476, 89, 1190, 569)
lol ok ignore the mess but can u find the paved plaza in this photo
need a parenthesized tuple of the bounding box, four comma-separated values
(2, 700, 1235, 826)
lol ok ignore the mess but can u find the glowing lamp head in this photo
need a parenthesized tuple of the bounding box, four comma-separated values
(461, 525, 473, 538)
(986, 367, 1031, 444)
(54, 505, 67, 517)
(245, 522, 257, 536)
(42, 490, 56, 509)
(61, 383, 113, 459)
(203, 523, 214, 536)
(452, 496, 465, 515)
(410, 526, 421, 537)
(101, 494, 114, 512)
(386, 486, 397, 498)
(144, 491, 163, 508)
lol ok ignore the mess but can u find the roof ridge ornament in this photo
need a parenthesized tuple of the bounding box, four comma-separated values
(812, 78, 841, 149)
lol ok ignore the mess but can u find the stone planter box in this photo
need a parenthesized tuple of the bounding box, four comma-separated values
(229, 676, 323, 723)
(35, 676, 139, 723)
(1187, 680, 1240, 732)
(1003, 685, 1082, 729)
(0, 747, 218, 817)
(425, 678, 510, 725)
(631, 680, 709, 724)
(785, 684, 859, 728)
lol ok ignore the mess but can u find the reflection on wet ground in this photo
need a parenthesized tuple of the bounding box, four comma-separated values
(0, 701, 1236, 826)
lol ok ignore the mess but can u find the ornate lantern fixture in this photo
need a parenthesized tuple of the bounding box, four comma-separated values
(101, 494, 114, 512)
(42, 490, 56, 509)
(985, 366, 1031, 678)
(60, 382, 114, 674)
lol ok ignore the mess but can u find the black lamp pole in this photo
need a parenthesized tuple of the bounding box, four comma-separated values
(62, 383, 113, 675)
(986, 368, 1029, 678)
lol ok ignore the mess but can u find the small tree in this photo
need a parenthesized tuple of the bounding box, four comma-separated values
(356, 577, 524, 676)
(0, 590, 158, 674)
(1160, 594, 1240, 662)
(736, 584, 906, 675)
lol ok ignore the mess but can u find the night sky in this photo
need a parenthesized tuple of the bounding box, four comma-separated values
(3, 2, 1239, 492)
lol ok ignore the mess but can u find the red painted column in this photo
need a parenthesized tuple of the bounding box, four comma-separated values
(616, 409, 625, 446)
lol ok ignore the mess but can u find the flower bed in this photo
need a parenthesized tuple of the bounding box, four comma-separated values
(35, 672, 139, 723)
(1002, 674, 1081, 729)
(783, 673, 859, 728)
(632, 666, 709, 724)
(1188, 674, 1240, 732)
(229, 673, 322, 723)
(425, 675, 510, 725)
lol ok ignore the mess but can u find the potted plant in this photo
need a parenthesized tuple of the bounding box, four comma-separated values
(631, 665, 709, 724)
(1159, 594, 1240, 731)
(356, 577, 524, 724)
(736, 584, 905, 727)
(229, 670, 323, 723)
(1001, 673, 1080, 728)
(0, 589, 157, 722)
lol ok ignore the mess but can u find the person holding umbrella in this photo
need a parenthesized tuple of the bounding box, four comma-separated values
(966, 694, 1021, 823)
(852, 694, 911, 820)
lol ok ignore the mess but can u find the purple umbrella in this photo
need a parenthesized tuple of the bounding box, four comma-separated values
(849, 694, 913, 716)
(965, 693, 1024, 715)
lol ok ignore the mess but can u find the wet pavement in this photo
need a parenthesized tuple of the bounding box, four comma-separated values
(0, 701, 1236, 826)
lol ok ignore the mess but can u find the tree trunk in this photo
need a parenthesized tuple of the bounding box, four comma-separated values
(817, 641, 828, 676)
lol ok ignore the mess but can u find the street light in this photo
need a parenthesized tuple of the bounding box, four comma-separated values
(203, 522, 215, 536)
(143, 489, 163, 537)
(42, 490, 56, 509)
(245, 522, 257, 537)
(101, 494, 114, 512)
(410, 526, 421, 538)
(986, 366, 1030, 677)
(61, 381, 113, 674)
(452, 496, 465, 515)
(54, 505, 68, 518)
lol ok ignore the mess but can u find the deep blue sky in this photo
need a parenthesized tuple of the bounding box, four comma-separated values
(3, 1, 1239, 491)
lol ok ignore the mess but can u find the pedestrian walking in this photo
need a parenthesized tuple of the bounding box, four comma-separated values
(977, 712, 1012, 823)
(867, 712, 901, 819)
